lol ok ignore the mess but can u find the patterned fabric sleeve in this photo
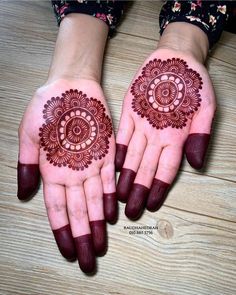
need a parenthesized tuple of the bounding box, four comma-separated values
(51, 0, 124, 36)
(159, 1, 231, 48)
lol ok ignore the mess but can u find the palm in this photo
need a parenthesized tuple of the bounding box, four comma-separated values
(37, 83, 113, 184)
(18, 78, 117, 273)
(116, 48, 216, 219)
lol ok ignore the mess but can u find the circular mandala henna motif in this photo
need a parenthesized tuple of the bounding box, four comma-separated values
(131, 58, 202, 129)
(39, 89, 112, 170)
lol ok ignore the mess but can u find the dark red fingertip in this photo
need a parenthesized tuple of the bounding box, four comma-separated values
(90, 220, 107, 256)
(115, 144, 128, 172)
(53, 224, 77, 261)
(184, 133, 210, 170)
(146, 179, 170, 212)
(125, 184, 149, 220)
(117, 168, 136, 203)
(103, 193, 118, 224)
(74, 234, 96, 274)
(17, 162, 40, 201)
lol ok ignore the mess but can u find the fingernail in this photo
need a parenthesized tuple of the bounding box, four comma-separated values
(117, 168, 136, 202)
(185, 133, 210, 170)
(90, 220, 107, 256)
(125, 184, 149, 220)
(115, 144, 128, 172)
(17, 162, 40, 200)
(53, 224, 77, 261)
(146, 179, 170, 212)
(74, 234, 96, 273)
(103, 193, 118, 224)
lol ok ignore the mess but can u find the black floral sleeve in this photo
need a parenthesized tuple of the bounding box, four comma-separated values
(159, 1, 234, 48)
(51, 1, 235, 46)
(51, 0, 124, 36)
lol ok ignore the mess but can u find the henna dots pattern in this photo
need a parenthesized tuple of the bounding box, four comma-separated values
(131, 58, 203, 129)
(39, 89, 112, 170)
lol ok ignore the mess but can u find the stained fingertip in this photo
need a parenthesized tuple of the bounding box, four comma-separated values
(185, 133, 210, 170)
(115, 144, 128, 172)
(17, 162, 40, 201)
(74, 234, 96, 274)
(53, 224, 77, 261)
(90, 220, 107, 256)
(117, 168, 136, 203)
(146, 179, 170, 212)
(125, 184, 149, 220)
(103, 193, 118, 224)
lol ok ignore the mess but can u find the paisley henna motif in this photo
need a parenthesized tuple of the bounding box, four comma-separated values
(39, 89, 112, 170)
(131, 58, 202, 129)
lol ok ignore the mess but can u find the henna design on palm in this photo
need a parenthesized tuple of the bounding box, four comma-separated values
(39, 89, 112, 170)
(131, 58, 202, 129)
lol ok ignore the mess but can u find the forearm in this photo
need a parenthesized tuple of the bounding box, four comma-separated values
(157, 22, 209, 64)
(47, 13, 108, 83)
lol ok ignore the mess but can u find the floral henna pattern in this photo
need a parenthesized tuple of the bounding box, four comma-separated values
(39, 89, 112, 170)
(131, 58, 202, 129)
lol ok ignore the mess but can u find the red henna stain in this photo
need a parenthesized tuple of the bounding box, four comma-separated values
(52, 224, 76, 261)
(115, 144, 128, 172)
(103, 193, 118, 224)
(185, 133, 210, 169)
(39, 89, 112, 170)
(116, 168, 136, 202)
(17, 162, 40, 200)
(146, 179, 170, 212)
(125, 183, 149, 220)
(131, 58, 202, 129)
(89, 220, 107, 256)
(74, 234, 96, 273)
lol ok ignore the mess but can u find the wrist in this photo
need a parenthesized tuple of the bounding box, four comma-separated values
(47, 14, 108, 84)
(157, 22, 209, 64)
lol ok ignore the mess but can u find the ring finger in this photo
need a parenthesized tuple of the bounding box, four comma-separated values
(116, 130, 147, 202)
(125, 143, 162, 220)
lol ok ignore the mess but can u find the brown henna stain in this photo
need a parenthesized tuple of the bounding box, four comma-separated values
(131, 58, 202, 129)
(116, 168, 136, 202)
(185, 133, 210, 169)
(17, 162, 40, 200)
(90, 220, 107, 256)
(74, 234, 96, 273)
(115, 144, 128, 172)
(52, 224, 76, 261)
(125, 183, 149, 220)
(146, 179, 170, 212)
(103, 193, 118, 224)
(39, 89, 112, 170)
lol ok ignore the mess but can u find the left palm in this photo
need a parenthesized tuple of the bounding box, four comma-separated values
(115, 48, 216, 219)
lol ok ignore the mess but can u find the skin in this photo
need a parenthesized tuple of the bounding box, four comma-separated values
(116, 22, 216, 220)
(18, 14, 117, 274)
(18, 14, 216, 272)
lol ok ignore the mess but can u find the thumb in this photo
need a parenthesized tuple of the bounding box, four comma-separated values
(17, 124, 40, 201)
(185, 105, 216, 170)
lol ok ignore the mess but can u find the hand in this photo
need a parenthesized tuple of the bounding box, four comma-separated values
(17, 79, 117, 273)
(115, 23, 216, 220)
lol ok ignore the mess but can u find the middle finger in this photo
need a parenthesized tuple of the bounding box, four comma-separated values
(66, 185, 95, 273)
(84, 175, 107, 256)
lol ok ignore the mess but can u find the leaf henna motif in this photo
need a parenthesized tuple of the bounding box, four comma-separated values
(131, 58, 202, 129)
(39, 89, 112, 170)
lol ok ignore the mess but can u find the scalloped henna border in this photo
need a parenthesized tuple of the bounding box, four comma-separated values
(39, 89, 112, 170)
(131, 58, 202, 129)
